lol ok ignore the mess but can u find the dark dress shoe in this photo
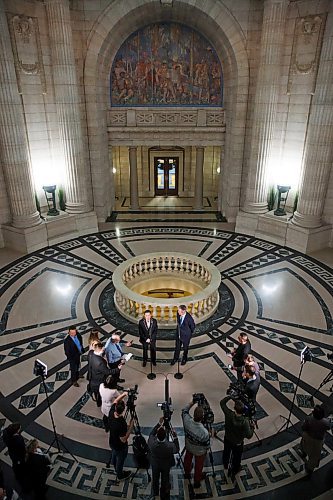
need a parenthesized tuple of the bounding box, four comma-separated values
(181, 359, 187, 365)
(73, 382, 79, 387)
(170, 359, 176, 366)
(152, 361, 157, 366)
(142, 361, 147, 367)
(118, 378, 125, 383)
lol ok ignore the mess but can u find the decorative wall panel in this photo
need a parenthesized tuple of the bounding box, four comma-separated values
(287, 14, 326, 95)
(7, 13, 46, 94)
(111, 22, 223, 106)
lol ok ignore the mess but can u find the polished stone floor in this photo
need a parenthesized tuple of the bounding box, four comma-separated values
(0, 222, 333, 499)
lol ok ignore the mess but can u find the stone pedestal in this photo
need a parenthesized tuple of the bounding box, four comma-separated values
(2, 224, 48, 253)
(235, 210, 331, 253)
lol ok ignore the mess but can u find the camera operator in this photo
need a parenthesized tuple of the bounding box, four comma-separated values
(243, 365, 260, 401)
(182, 400, 210, 488)
(229, 332, 251, 381)
(148, 417, 179, 500)
(108, 397, 134, 481)
(220, 396, 254, 480)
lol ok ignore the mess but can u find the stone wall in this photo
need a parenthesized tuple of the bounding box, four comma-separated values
(0, 0, 332, 252)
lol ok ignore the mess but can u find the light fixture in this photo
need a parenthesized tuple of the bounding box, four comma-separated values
(160, 0, 173, 5)
(216, 167, 221, 174)
(112, 167, 117, 174)
(42, 185, 59, 216)
(274, 185, 291, 216)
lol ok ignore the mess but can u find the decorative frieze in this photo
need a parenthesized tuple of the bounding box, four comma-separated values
(7, 13, 46, 94)
(287, 14, 327, 95)
(108, 108, 225, 128)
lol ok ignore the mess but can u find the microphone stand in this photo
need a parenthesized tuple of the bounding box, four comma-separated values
(174, 323, 183, 380)
(147, 339, 156, 380)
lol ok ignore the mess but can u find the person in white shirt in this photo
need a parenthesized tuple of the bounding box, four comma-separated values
(99, 375, 121, 431)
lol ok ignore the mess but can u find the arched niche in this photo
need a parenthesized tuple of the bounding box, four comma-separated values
(84, 0, 249, 221)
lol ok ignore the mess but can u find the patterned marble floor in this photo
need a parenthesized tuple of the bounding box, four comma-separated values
(0, 223, 333, 499)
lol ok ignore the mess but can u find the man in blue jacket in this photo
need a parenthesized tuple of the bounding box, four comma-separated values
(170, 305, 195, 366)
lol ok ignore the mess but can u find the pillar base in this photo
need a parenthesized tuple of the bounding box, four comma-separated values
(1, 211, 98, 253)
(286, 223, 332, 254)
(235, 210, 332, 253)
(2, 223, 48, 253)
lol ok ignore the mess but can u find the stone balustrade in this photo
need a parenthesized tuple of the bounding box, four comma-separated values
(113, 252, 221, 328)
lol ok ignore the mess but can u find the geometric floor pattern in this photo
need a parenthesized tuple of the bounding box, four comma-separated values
(0, 223, 333, 499)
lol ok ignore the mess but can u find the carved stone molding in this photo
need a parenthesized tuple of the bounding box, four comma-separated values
(7, 13, 46, 94)
(108, 108, 225, 129)
(287, 14, 327, 95)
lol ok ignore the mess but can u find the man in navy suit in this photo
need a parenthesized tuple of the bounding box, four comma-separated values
(64, 325, 84, 386)
(171, 305, 195, 366)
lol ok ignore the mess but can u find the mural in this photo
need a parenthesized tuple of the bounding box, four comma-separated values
(110, 23, 223, 107)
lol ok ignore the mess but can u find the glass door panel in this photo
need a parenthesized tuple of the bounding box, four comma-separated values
(154, 157, 178, 196)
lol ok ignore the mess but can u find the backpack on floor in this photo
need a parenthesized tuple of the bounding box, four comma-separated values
(132, 433, 150, 469)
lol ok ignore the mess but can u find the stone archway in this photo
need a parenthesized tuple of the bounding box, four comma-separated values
(84, 0, 249, 222)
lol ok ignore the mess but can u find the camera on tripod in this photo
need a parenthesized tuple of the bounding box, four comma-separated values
(192, 393, 214, 425)
(226, 382, 256, 419)
(157, 401, 173, 423)
(126, 384, 138, 410)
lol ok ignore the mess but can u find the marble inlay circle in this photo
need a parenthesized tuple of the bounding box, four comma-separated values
(0, 225, 332, 500)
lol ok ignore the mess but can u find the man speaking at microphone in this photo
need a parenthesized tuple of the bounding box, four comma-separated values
(138, 309, 158, 367)
(171, 305, 195, 366)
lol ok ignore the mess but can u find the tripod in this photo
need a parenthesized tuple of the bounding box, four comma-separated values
(276, 361, 305, 436)
(38, 372, 77, 462)
(312, 369, 333, 399)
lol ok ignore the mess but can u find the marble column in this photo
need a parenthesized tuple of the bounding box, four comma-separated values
(0, 1, 41, 229)
(194, 146, 204, 210)
(292, 14, 333, 229)
(45, 0, 90, 214)
(129, 146, 139, 210)
(243, 0, 288, 214)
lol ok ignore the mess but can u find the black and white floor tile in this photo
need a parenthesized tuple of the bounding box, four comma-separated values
(0, 224, 333, 499)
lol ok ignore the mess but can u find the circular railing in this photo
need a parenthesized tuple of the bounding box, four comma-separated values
(112, 252, 221, 328)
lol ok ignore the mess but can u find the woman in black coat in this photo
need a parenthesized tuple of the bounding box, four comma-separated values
(25, 439, 51, 499)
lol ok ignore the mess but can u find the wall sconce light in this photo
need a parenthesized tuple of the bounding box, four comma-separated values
(274, 185, 291, 216)
(43, 185, 60, 216)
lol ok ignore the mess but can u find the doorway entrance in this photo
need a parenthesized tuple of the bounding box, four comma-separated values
(154, 157, 179, 196)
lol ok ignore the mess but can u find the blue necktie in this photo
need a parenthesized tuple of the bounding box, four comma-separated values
(115, 344, 122, 355)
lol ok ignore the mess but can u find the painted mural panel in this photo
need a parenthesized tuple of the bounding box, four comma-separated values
(110, 23, 223, 107)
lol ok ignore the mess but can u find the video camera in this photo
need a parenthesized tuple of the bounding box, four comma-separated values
(157, 401, 173, 423)
(192, 393, 214, 426)
(126, 384, 138, 410)
(226, 382, 256, 419)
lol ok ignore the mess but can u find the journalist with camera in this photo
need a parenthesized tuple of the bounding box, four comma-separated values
(220, 395, 254, 480)
(182, 398, 211, 488)
(148, 416, 179, 500)
(243, 365, 260, 401)
(108, 392, 134, 481)
(229, 332, 251, 380)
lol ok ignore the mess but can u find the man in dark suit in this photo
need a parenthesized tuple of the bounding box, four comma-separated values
(138, 309, 158, 367)
(87, 342, 119, 406)
(148, 417, 179, 499)
(64, 325, 84, 386)
(171, 305, 195, 366)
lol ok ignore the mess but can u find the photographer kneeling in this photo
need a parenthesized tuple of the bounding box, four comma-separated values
(182, 400, 210, 488)
(220, 396, 254, 481)
(108, 394, 134, 481)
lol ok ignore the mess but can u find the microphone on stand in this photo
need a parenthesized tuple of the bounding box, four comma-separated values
(174, 321, 183, 380)
(147, 322, 156, 380)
